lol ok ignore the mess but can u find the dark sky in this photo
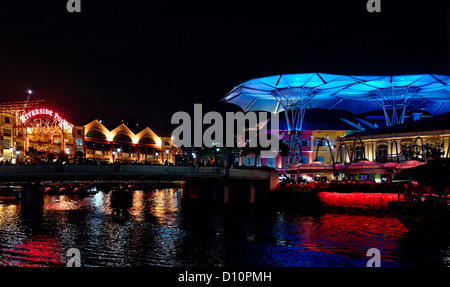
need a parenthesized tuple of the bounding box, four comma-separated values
(0, 0, 449, 135)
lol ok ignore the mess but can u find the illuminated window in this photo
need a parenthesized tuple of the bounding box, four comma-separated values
(3, 138, 11, 148)
(76, 138, 83, 146)
(86, 129, 107, 140)
(376, 144, 388, 163)
(138, 136, 156, 145)
(3, 128, 11, 137)
(354, 146, 365, 161)
(300, 140, 310, 147)
(314, 139, 327, 147)
(113, 132, 132, 143)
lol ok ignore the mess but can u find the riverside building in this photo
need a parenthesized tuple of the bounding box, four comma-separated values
(0, 100, 173, 164)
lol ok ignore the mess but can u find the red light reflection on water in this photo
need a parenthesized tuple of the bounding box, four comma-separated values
(294, 192, 409, 261)
(3, 235, 64, 267)
(296, 212, 408, 261)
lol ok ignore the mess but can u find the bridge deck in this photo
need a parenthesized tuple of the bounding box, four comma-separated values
(0, 165, 273, 182)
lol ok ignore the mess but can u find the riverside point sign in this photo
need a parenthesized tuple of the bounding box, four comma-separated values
(19, 108, 72, 129)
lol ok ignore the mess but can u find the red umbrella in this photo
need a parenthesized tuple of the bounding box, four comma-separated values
(394, 160, 426, 172)
(288, 159, 335, 174)
(344, 159, 387, 174)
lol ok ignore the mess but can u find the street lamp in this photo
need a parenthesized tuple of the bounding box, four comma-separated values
(117, 148, 121, 162)
(166, 149, 169, 164)
(155, 152, 159, 164)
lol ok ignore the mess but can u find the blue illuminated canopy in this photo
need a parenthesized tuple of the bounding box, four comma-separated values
(223, 73, 450, 129)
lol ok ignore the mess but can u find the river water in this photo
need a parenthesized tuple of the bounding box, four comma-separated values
(0, 189, 449, 267)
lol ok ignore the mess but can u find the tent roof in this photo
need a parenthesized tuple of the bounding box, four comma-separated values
(343, 112, 450, 139)
(223, 73, 450, 117)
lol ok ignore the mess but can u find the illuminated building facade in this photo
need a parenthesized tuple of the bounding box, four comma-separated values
(242, 111, 360, 171)
(336, 112, 450, 181)
(0, 100, 173, 164)
(0, 100, 82, 163)
(83, 119, 173, 164)
(224, 73, 450, 170)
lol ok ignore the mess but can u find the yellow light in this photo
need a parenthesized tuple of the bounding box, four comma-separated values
(106, 134, 113, 141)
(155, 138, 162, 148)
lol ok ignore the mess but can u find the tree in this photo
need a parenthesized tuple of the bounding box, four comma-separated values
(279, 140, 290, 157)
(55, 151, 68, 164)
(195, 146, 215, 165)
(70, 151, 85, 164)
(25, 147, 45, 164)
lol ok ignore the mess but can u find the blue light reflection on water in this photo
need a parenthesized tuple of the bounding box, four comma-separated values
(0, 189, 446, 267)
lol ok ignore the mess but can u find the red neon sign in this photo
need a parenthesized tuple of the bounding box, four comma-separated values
(19, 108, 72, 129)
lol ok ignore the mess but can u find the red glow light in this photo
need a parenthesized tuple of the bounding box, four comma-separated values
(318, 192, 398, 210)
(3, 235, 64, 267)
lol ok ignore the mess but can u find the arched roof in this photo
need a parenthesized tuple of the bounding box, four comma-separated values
(83, 120, 161, 146)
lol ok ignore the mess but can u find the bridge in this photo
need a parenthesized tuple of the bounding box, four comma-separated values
(0, 165, 279, 207)
(0, 165, 274, 181)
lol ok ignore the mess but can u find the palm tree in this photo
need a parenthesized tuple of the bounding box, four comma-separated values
(56, 151, 68, 164)
(25, 147, 45, 164)
(71, 151, 85, 164)
(195, 146, 215, 166)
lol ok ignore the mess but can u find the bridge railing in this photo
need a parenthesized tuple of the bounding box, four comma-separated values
(0, 164, 224, 176)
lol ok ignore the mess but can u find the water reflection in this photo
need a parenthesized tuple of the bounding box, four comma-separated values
(292, 212, 408, 260)
(3, 235, 63, 267)
(1, 188, 450, 266)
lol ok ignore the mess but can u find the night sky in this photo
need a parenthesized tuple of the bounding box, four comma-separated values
(0, 0, 448, 135)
